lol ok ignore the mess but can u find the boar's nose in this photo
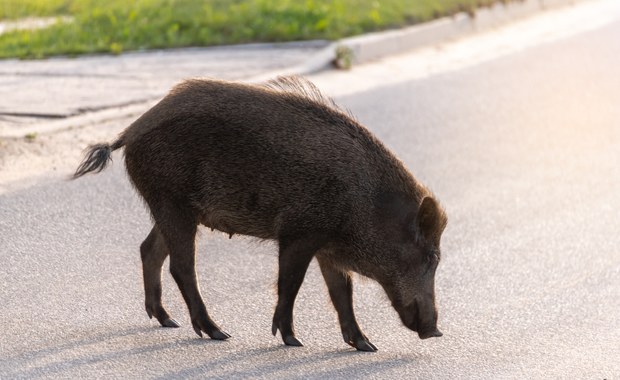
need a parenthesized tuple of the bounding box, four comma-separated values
(418, 329, 443, 340)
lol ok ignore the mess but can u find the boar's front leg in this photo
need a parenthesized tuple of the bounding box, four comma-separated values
(272, 235, 321, 347)
(140, 225, 179, 328)
(317, 257, 377, 352)
(155, 208, 230, 341)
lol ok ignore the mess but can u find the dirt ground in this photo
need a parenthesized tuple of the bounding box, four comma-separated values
(0, 116, 133, 195)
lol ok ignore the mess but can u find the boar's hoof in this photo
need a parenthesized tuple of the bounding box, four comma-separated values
(210, 329, 232, 340)
(192, 325, 231, 340)
(146, 306, 181, 327)
(162, 318, 181, 328)
(343, 332, 378, 352)
(283, 335, 304, 347)
(272, 321, 304, 347)
(353, 339, 377, 352)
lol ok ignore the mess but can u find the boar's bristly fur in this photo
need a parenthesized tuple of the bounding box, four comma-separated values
(73, 76, 447, 352)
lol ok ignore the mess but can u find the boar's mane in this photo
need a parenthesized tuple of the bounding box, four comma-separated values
(262, 76, 356, 120)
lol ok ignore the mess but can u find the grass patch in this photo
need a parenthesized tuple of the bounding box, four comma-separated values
(0, 0, 71, 20)
(0, 0, 514, 59)
(24, 132, 38, 141)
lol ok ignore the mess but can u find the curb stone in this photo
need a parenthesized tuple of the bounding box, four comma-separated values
(0, 0, 586, 138)
(261, 0, 585, 73)
(338, 0, 582, 65)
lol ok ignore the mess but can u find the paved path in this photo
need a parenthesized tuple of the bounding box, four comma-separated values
(0, 41, 328, 130)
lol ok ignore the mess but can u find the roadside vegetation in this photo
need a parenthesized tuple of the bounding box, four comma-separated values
(0, 0, 514, 59)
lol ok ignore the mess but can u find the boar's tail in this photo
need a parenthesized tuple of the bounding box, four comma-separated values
(72, 138, 125, 179)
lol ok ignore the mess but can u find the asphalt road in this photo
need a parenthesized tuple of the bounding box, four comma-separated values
(1, 17, 619, 380)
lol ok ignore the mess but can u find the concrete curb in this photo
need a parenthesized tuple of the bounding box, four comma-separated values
(1, 0, 585, 138)
(258, 0, 584, 73)
(338, 0, 582, 65)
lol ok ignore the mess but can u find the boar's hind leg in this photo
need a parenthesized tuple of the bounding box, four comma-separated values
(140, 225, 179, 328)
(272, 235, 320, 347)
(317, 258, 377, 352)
(155, 207, 231, 341)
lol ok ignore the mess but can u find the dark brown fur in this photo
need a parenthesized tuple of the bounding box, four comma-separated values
(74, 76, 447, 351)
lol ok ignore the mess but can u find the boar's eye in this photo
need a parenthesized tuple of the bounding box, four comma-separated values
(426, 250, 440, 268)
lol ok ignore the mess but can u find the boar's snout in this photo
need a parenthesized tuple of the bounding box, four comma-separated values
(418, 328, 443, 340)
(399, 297, 442, 340)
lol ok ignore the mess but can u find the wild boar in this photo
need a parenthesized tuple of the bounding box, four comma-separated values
(73, 76, 447, 352)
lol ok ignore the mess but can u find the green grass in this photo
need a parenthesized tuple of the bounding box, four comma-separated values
(0, 0, 512, 59)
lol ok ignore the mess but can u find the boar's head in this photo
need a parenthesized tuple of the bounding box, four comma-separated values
(372, 194, 447, 340)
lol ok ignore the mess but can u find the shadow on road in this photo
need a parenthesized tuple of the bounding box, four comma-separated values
(156, 345, 413, 379)
(2, 324, 418, 379)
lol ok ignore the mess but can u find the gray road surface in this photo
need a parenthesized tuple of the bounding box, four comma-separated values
(1, 18, 619, 380)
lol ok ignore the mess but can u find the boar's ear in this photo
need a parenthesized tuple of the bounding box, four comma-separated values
(415, 197, 447, 245)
